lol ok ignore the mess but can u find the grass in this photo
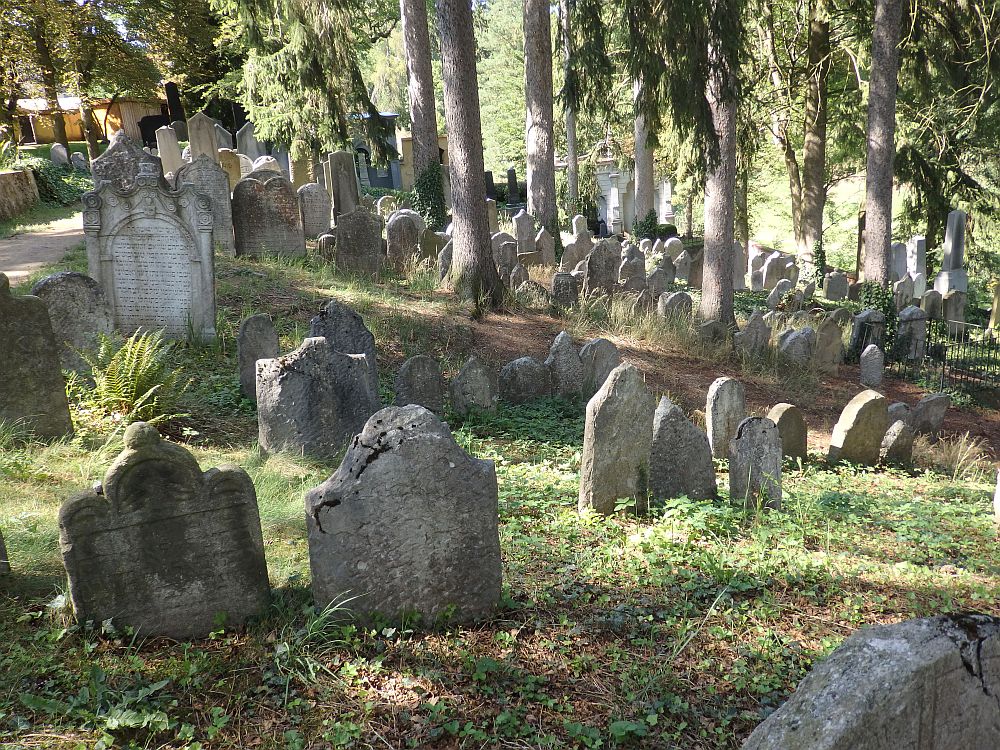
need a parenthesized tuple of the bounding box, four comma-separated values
(1, 247, 997, 749)
(0, 203, 83, 240)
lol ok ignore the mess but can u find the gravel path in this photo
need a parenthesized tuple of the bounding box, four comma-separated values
(0, 212, 84, 285)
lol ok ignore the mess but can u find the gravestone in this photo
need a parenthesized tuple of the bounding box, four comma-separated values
(491, 231, 517, 267)
(859, 344, 884, 387)
(394, 355, 445, 413)
(943, 290, 967, 331)
(0, 528, 8, 573)
(551, 272, 579, 308)
(880, 419, 914, 465)
(271, 146, 290, 177)
(619, 244, 647, 291)
(214, 123, 233, 150)
(646, 266, 668, 298)
(232, 174, 306, 258)
(0, 274, 73, 438)
(386, 210, 426, 266)
(170, 119, 188, 141)
(545, 331, 583, 397)
(823, 271, 849, 301)
(582, 241, 619, 296)
(499, 357, 551, 403)
(506, 167, 520, 204)
(217, 149, 242, 191)
(561, 228, 593, 271)
(91, 131, 164, 191)
(83, 163, 216, 340)
(658, 291, 693, 321)
(734, 310, 771, 358)
(155, 126, 183, 175)
(306, 405, 501, 623)
(535, 228, 556, 267)
(579, 364, 656, 515)
(30, 272, 113, 372)
(706, 377, 746, 459)
(896, 305, 928, 360)
(508, 264, 529, 289)
(70, 151, 89, 172)
(59, 422, 270, 638)
(50, 143, 70, 166)
(238, 154, 253, 177)
(309, 299, 379, 393)
(486, 198, 499, 232)
(907, 235, 926, 285)
(513, 211, 536, 256)
(450, 356, 498, 415)
(741, 615, 1000, 750)
(579, 337, 622, 398)
(813, 318, 843, 374)
(328, 150, 360, 218)
(888, 401, 909, 424)
(729, 417, 782, 509)
(174, 154, 235, 255)
(828, 390, 888, 465)
(237, 314, 279, 401)
(376, 195, 397, 218)
(674, 250, 692, 283)
(766, 403, 807, 461)
(236, 122, 264, 161)
(779, 326, 816, 366)
(186, 112, 219, 164)
(332, 207, 384, 275)
(298, 183, 332, 239)
(767, 278, 794, 310)
(933, 209, 968, 295)
(848, 309, 886, 354)
(910, 393, 950, 436)
(257, 337, 379, 458)
(889, 242, 907, 282)
(249, 156, 281, 176)
(650, 397, 717, 501)
(437, 241, 453, 282)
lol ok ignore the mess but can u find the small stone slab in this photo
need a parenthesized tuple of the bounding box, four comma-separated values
(728, 417, 782, 509)
(859, 344, 884, 388)
(331, 207, 385, 276)
(238, 314, 279, 401)
(706, 377, 746, 459)
(544, 332, 583, 397)
(309, 299, 379, 394)
(499, 357, 551, 403)
(650, 397, 717, 501)
(30, 272, 113, 372)
(767, 403, 807, 461)
(394, 355, 445, 413)
(579, 338, 622, 399)
(880, 419, 914, 465)
(450, 357, 497, 415)
(828, 389, 888, 465)
(910, 393, 950, 436)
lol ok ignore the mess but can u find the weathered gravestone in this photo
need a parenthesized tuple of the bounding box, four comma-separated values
(232, 174, 306, 258)
(332, 207, 384, 276)
(50, 143, 70, 166)
(83, 162, 217, 340)
(30, 272, 113, 372)
(896, 305, 928, 360)
(657, 291, 693, 321)
(827, 389, 888, 465)
(551, 272, 580, 308)
(813, 318, 844, 374)
(582, 241, 619, 297)
(155, 126, 183, 175)
(217, 149, 242, 192)
(186, 112, 220, 164)
(508, 264, 529, 290)
(386, 210, 426, 267)
(859, 343, 884, 387)
(256, 337, 379, 458)
(174, 154, 235, 255)
(848, 308, 885, 354)
(766, 403, 807, 461)
(328, 150, 360, 218)
(880, 419, 914, 465)
(91, 131, 164, 191)
(729, 417, 782, 508)
(579, 337, 622, 399)
(394, 355, 445, 413)
(650, 397, 717, 501)
(933, 209, 969, 295)
(513, 210, 535, 256)
(214, 123, 233, 150)
(309, 299, 379, 394)
(306, 405, 502, 623)
(297, 183, 332, 239)
(734, 310, 771, 358)
(499, 357, 551, 403)
(0, 274, 73, 438)
(535, 228, 556, 267)
(706, 377, 746, 459)
(823, 271, 849, 301)
(910, 392, 950, 437)
(450, 356, 498, 415)
(545, 331, 583, 397)
(58, 421, 270, 638)
(741, 615, 1000, 750)
(579, 363, 656, 515)
(237, 313, 279, 401)
(236, 121, 264, 161)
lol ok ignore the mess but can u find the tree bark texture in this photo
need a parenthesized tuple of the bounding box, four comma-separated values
(559, 0, 578, 215)
(735, 169, 749, 252)
(29, 12, 68, 150)
(684, 192, 694, 238)
(79, 101, 101, 161)
(524, 0, 558, 232)
(863, 0, 904, 286)
(436, 0, 503, 305)
(632, 78, 655, 223)
(700, 63, 737, 328)
(400, 0, 439, 176)
(799, 0, 830, 276)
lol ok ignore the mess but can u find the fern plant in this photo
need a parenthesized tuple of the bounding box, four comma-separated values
(81, 331, 188, 425)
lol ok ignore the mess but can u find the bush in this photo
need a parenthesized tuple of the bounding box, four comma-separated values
(360, 185, 411, 202)
(658, 223, 679, 239)
(632, 209, 658, 240)
(18, 156, 92, 205)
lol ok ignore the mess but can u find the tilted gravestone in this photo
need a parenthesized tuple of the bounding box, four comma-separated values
(309, 299, 379, 394)
(91, 131, 164, 191)
(50, 143, 70, 166)
(306, 405, 502, 623)
(236, 121, 264, 161)
(579, 363, 656, 515)
(0, 273, 73, 438)
(766, 403, 807, 461)
(910, 392, 950, 436)
(859, 344, 884, 388)
(257, 337, 380, 458)
(706, 377, 746, 459)
(186, 112, 219, 164)
(499, 357, 551, 403)
(579, 337, 622, 399)
(450, 356, 498, 415)
(174, 154, 235, 255)
(59, 422, 270, 638)
(328, 150, 360, 218)
(237, 314, 279, 401)
(880, 419, 914, 465)
(827, 389, 888, 465)
(214, 123, 233, 150)
(155, 126, 184, 175)
(729, 417, 782, 509)
(741, 615, 1000, 750)
(734, 310, 771, 358)
(650, 397, 717, 501)
(582, 241, 619, 297)
(394, 355, 445, 413)
(332, 207, 384, 276)
(297, 183, 331, 239)
(544, 331, 583, 398)
(232, 174, 306, 258)
(217, 149, 242, 192)
(82, 163, 217, 340)
(30, 272, 113, 372)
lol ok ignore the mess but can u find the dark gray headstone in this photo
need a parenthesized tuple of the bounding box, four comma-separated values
(30, 272, 113, 372)
(579, 337, 622, 399)
(394, 355, 445, 414)
(309, 299, 379, 394)
(449, 357, 497, 415)
(499, 356, 551, 403)
(729, 417, 782, 509)
(332, 207, 385, 276)
(544, 331, 583, 398)
(238, 314, 279, 401)
(828, 390, 888, 465)
(650, 397, 717, 501)
(298, 182, 332, 239)
(232, 174, 306, 257)
(91, 131, 164, 191)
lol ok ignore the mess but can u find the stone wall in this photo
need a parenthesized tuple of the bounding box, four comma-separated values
(0, 169, 40, 222)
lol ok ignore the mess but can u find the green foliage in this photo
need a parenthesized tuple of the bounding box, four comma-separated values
(0, 140, 16, 170)
(360, 185, 411, 202)
(812, 240, 826, 282)
(632, 209, 658, 240)
(18, 158, 92, 206)
(658, 223, 678, 238)
(411, 161, 449, 231)
(80, 331, 188, 426)
(858, 282, 897, 355)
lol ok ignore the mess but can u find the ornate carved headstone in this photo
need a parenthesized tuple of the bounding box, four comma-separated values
(83, 163, 217, 340)
(232, 174, 306, 258)
(91, 131, 164, 191)
(0, 273, 73, 438)
(59, 422, 270, 638)
(174, 154, 235, 255)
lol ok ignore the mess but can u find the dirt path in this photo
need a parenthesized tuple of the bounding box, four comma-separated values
(0, 212, 83, 286)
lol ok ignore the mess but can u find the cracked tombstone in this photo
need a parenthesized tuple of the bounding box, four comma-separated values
(0, 273, 73, 438)
(706, 377, 746, 459)
(309, 299, 379, 394)
(394, 355, 445, 413)
(650, 397, 717, 501)
(91, 131, 165, 191)
(256, 337, 380, 459)
(449, 356, 498, 415)
(766, 403, 807, 461)
(306, 405, 502, 624)
(741, 615, 1000, 750)
(59, 422, 270, 638)
(728, 417, 782, 509)
(237, 313, 279, 401)
(499, 357, 551, 403)
(579, 363, 656, 515)
(544, 331, 583, 398)
(30, 272, 113, 372)
(579, 337, 622, 399)
(827, 389, 888, 465)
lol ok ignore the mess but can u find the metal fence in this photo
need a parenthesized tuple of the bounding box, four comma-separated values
(887, 319, 1000, 392)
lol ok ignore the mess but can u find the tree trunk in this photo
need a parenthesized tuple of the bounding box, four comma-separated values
(735, 168, 749, 252)
(863, 0, 904, 286)
(799, 0, 830, 277)
(436, 0, 502, 305)
(781, 137, 803, 247)
(79, 101, 101, 161)
(400, 0, 439, 176)
(633, 78, 655, 229)
(684, 192, 694, 238)
(560, 0, 578, 215)
(28, 12, 68, 150)
(700, 63, 737, 328)
(524, 0, 557, 233)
